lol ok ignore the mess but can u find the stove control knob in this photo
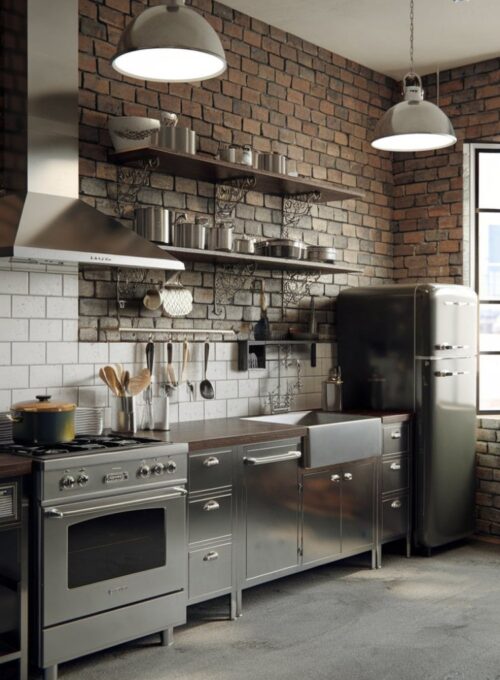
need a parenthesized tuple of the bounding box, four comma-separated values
(152, 463, 165, 476)
(138, 465, 151, 478)
(61, 475, 75, 489)
(77, 473, 89, 487)
(166, 461, 177, 474)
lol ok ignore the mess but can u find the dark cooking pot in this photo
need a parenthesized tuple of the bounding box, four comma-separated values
(8, 395, 76, 445)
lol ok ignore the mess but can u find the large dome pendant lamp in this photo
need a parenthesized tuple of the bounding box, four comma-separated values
(371, 0, 456, 152)
(111, 0, 227, 83)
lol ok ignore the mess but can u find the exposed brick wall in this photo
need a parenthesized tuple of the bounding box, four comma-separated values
(77, 0, 396, 341)
(392, 59, 500, 283)
(476, 418, 500, 536)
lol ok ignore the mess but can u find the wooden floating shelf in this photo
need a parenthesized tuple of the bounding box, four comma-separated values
(110, 146, 365, 204)
(158, 245, 363, 275)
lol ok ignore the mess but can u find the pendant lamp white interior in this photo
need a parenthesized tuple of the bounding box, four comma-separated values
(371, 0, 457, 153)
(112, 0, 227, 83)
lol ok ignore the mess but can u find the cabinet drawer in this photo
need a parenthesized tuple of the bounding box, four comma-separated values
(383, 423, 409, 454)
(188, 542, 232, 601)
(188, 492, 232, 544)
(382, 455, 409, 494)
(189, 449, 232, 492)
(381, 494, 409, 542)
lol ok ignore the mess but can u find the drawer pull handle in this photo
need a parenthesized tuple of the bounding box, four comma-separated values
(343, 472, 353, 481)
(391, 500, 402, 509)
(203, 456, 220, 467)
(203, 551, 219, 562)
(203, 500, 220, 512)
(330, 474, 341, 483)
(390, 431, 401, 439)
(390, 462, 401, 471)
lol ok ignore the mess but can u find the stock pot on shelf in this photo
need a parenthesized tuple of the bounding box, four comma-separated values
(8, 395, 76, 445)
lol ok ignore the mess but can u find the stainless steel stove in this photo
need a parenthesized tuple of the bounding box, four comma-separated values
(10, 434, 189, 680)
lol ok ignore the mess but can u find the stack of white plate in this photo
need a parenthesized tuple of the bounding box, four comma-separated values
(0, 414, 12, 443)
(75, 407, 104, 436)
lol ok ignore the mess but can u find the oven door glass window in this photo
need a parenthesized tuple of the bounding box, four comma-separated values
(67, 508, 166, 589)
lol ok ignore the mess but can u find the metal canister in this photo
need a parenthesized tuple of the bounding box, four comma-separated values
(134, 207, 172, 245)
(321, 368, 343, 412)
(158, 126, 197, 155)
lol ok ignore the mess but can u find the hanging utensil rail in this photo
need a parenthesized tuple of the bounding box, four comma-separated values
(118, 327, 237, 336)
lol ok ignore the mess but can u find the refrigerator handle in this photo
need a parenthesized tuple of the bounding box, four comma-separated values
(434, 343, 469, 350)
(434, 370, 470, 377)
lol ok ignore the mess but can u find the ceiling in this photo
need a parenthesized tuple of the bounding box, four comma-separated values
(221, 0, 500, 79)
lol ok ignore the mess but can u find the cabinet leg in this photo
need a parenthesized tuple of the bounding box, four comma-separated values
(231, 590, 242, 619)
(376, 544, 382, 569)
(44, 665, 58, 680)
(371, 548, 377, 570)
(160, 627, 174, 647)
(405, 536, 411, 558)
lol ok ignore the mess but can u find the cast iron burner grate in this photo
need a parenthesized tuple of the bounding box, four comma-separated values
(0, 434, 161, 456)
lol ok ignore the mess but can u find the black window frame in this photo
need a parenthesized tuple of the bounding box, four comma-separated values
(473, 145, 500, 414)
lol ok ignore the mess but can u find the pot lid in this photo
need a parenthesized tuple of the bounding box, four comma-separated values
(11, 395, 76, 413)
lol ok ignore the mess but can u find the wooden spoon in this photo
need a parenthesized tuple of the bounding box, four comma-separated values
(127, 368, 151, 396)
(103, 365, 123, 397)
(99, 367, 115, 394)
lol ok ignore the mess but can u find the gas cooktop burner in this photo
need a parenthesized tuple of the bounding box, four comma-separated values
(1, 434, 161, 457)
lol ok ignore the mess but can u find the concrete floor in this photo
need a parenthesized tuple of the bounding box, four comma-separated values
(59, 540, 500, 680)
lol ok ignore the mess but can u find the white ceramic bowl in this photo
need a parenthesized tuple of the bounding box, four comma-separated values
(108, 116, 160, 152)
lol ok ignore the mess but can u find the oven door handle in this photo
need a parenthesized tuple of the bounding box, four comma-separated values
(44, 487, 187, 519)
(244, 450, 301, 466)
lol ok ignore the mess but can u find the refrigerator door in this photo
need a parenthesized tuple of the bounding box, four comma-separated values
(415, 284, 477, 358)
(414, 356, 477, 549)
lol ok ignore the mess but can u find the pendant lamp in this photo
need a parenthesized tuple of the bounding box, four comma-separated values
(112, 0, 227, 83)
(371, 0, 456, 152)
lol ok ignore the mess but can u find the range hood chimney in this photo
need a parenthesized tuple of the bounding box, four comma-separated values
(0, 0, 183, 271)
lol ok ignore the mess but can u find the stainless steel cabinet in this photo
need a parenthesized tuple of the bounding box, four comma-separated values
(239, 440, 301, 585)
(302, 459, 376, 565)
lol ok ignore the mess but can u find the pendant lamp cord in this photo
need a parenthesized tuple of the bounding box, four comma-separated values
(409, 0, 415, 75)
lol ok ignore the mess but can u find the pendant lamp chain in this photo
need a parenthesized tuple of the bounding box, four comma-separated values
(409, 0, 415, 74)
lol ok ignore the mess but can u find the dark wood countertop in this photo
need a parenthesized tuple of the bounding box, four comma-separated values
(138, 418, 307, 452)
(0, 454, 32, 479)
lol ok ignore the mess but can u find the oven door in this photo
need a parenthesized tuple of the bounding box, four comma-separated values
(41, 486, 186, 627)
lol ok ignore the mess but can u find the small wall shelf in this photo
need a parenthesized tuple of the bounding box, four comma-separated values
(238, 339, 332, 371)
(110, 146, 365, 204)
(159, 245, 363, 275)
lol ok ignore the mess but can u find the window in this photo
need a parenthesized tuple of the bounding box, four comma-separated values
(473, 146, 500, 412)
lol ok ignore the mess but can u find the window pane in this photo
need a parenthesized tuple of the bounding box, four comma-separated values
(479, 213, 500, 299)
(479, 152, 500, 209)
(479, 355, 500, 411)
(479, 304, 500, 350)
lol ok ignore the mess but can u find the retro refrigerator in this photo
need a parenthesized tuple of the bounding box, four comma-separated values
(337, 284, 478, 551)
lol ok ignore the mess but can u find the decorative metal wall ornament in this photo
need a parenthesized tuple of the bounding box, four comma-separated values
(115, 268, 164, 310)
(281, 191, 320, 238)
(115, 157, 159, 217)
(282, 270, 321, 308)
(215, 176, 256, 220)
(212, 263, 255, 316)
(267, 357, 302, 414)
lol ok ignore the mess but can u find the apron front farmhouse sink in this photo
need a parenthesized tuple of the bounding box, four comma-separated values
(243, 411, 382, 468)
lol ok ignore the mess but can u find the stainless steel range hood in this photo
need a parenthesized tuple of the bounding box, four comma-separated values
(0, 0, 183, 271)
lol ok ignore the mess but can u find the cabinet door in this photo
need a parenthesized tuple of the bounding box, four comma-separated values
(341, 460, 375, 554)
(302, 469, 341, 565)
(242, 441, 300, 583)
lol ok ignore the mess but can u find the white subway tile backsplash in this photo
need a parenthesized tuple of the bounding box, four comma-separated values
(204, 399, 227, 420)
(0, 390, 11, 410)
(46, 342, 78, 365)
(0, 295, 11, 317)
(0, 271, 29, 294)
(12, 295, 46, 318)
(0, 365, 29, 389)
(12, 342, 46, 366)
(214, 380, 238, 400)
(63, 364, 96, 387)
(178, 402, 204, 422)
(30, 319, 62, 341)
(63, 320, 79, 342)
(0, 319, 29, 342)
(46, 297, 78, 319)
(79, 343, 109, 365)
(30, 365, 63, 389)
(0, 344, 11, 366)
(30, 272, 62, 296)
(63, 274, 79, 297)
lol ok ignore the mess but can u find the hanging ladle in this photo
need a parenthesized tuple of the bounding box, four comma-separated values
(199, 341, 215, 400)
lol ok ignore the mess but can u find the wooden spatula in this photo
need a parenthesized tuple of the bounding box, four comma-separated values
(127, 368, 151, 396)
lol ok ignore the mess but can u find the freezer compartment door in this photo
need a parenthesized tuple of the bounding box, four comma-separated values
(415, 357, 477, 549)
(415, 285, 477, 357)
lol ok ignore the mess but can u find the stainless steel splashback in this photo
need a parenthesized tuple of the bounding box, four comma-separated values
(0, 0, 183, 271)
